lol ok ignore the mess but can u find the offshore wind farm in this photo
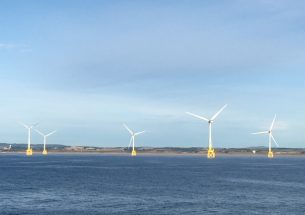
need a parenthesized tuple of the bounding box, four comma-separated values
(10, 106, 287, 158)
(1, 0, 305, 214)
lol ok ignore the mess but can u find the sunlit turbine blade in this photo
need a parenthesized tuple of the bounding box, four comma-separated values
(185, 112, 209, 122)
(271, 134, 279, 147)
(252, 131, 269, 135)
(46, 130, 57, 137)
(123, 123, 133, 135)
(135, 131, 145, 136)
(18, 121, 29, 129)
(34, 129, 45, 136)
(210, 104, 227, 121)
(270, 114, 277, 131)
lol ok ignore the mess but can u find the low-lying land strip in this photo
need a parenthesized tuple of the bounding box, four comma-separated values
(1, 143, 305, 156)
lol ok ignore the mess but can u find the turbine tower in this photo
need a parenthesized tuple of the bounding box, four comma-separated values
(186, 104, 227, 159)
(19, 122, 38, 156)
(35, 129, 56, 155)
(123, 124, 145, 156)
(252, 115, 278, 158)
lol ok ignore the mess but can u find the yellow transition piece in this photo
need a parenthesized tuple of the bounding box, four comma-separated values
(207, 147, 215, 159)
(26, 148, 33, 156)
(131, 149, 137, 156)
(268, 150, 274, 158)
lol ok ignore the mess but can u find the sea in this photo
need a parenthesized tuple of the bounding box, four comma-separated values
(0, 154, 305, 215)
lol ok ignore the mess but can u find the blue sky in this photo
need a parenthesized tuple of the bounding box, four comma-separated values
(0, 0, 305, 148)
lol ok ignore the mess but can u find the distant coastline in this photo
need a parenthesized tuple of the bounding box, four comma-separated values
(1, 143, 305, 156)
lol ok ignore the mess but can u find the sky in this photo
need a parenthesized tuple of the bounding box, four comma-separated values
(0, 0, 305, 148)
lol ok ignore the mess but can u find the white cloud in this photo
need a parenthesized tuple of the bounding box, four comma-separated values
(0, 43, 16, 49)
(0, 43, 31, 52)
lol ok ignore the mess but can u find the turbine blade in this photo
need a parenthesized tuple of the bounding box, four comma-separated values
(211, 104, 227, 121)
(18, 121, 29, 129)
(271, 134, 279, 147)
(127, 137, 133, 148)
(252, 131, 269, 135)
(270, 114, 276, 131)
(185, 112, 209, 122)
(135, 131, 145, 136)
(46, 130, 57, 137)
(34, 129, 45, 136)
(123, 123, 133, 135)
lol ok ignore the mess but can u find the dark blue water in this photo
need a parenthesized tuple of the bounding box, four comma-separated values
(0, 154, 305, 215)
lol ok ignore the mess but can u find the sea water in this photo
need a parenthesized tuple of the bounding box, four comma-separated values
(0, 154, 305, 214)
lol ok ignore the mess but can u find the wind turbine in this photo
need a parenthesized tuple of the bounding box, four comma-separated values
(123, 124, 145, 156)
(19, 122, 38, 156)
(35, 129, 56, 155)
(252, 115, 278, 158)
(186, 104, 227, 159)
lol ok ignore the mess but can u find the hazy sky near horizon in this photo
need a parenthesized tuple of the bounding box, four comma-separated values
(1, 0, 305, 148)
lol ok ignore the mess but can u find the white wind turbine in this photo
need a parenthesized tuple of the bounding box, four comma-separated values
(252, 115, 278, 158)
(186, 104, 227, 159)
(123, 124, 145, 156)
(19, 122, 38, 156)
(35, 129, 56, 155)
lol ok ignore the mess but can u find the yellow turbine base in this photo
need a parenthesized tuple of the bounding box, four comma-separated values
(26, 148, 33, 156)
(42, 150, 48, 155)
(268, 150, 274, 158)
(207, 148, 216, 159)
(131, 150, 137, 156)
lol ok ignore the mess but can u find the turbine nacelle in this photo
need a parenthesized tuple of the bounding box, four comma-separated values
(19, 122, 38, 130)
(186, 104, 227, 124)
(35, 129, 57, 138)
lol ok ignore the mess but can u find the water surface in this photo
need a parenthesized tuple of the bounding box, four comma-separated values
(0, 154, 304, 214)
